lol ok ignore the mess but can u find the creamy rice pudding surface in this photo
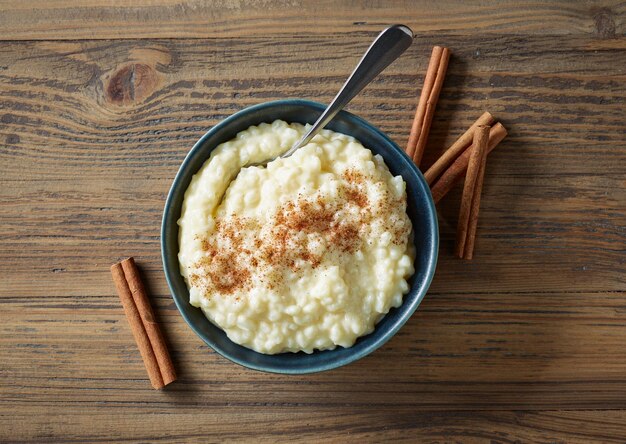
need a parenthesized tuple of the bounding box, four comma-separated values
(178, 120, 415, 354)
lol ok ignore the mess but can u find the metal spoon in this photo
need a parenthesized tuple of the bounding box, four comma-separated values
(258, 24, 414, 166)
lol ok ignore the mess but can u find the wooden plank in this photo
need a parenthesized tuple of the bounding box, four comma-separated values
(1, 408, 626, 443)
(2, 291, 626, 410)
(0, 0, 624, 40)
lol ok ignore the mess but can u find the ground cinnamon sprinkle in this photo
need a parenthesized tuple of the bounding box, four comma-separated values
(192, 167, 408, 297)
(209, 256, 250, 294)
(342, 170, 369, 209)
(195, 217, 255, 295)
(345, 188, 368, 208)
(342, 169, 363, 183)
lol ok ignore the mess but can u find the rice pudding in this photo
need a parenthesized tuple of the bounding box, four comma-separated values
(178, 120, 415, 354)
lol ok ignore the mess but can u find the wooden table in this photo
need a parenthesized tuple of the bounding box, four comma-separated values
(1, 1, 625, 441)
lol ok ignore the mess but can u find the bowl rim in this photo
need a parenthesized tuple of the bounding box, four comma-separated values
(161, 99, 438, 374)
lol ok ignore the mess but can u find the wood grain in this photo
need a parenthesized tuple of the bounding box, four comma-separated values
(3, 408, 626, 443)
(0, 0, 624, 40)
(3, 291, 626, 408)
(1, 2, 626, 441)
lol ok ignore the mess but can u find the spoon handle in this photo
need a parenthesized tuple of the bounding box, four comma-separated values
(282, 24, 414, 158)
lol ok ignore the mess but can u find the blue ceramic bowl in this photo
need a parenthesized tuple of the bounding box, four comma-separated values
(161, 99, 438, 374)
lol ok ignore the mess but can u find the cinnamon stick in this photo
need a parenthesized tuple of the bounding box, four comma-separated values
(111, 258, 176, 389)
(456, 126, 490, 259)
(430, 122, 507, 204)
(464, 145, 489, 260)
(424, 111, 495, 185)
(405, 46, 450, 167)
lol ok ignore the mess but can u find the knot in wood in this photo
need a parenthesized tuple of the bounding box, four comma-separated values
(592, 8, 616, 39)
(106, 63, 158, 106)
